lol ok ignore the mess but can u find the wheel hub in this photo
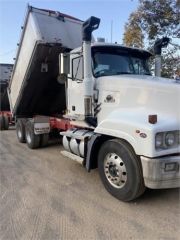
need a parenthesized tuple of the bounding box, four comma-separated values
(104, 153, 127, 188)
(109, 164, 118, 177)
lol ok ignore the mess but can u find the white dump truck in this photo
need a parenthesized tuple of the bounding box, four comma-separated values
(8, 6, 180, 201)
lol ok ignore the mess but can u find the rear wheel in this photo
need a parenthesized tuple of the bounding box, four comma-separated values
(25, 121, 40, 149)
(0, 115, 4, 130)
(16, 119, 26, 143)
(40, 133, 49, 147)
(4, 116, 9, 130)
(98, 139, 145, 202)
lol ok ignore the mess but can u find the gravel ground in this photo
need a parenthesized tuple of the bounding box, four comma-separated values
(0, 127, 179, 240)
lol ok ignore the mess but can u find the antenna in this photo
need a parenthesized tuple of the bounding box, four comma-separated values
(111, 20, 113, 43)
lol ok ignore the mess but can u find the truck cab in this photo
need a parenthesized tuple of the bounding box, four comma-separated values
(68, 43, 152, 119)
(61, 20, 180, 201)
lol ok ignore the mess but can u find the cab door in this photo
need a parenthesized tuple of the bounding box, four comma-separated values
(68, 55, 85, 119)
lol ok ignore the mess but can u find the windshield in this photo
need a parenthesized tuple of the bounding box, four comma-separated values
(92, 47, 151, 77)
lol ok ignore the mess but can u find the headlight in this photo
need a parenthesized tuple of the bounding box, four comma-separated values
(165, 132, 175, 146)
(155, 131, 179, 150)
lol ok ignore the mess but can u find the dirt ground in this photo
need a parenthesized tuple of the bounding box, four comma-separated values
(0, 127, 179, 240)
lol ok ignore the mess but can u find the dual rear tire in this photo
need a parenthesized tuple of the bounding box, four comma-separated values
(16, 119, 26, 142)
(0, 115, 9, 130)
(16, 119, 49, 149)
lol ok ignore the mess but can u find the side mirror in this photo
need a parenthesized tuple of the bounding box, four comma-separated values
(59, 53, 70, 75)
(58, 53, 69, 84)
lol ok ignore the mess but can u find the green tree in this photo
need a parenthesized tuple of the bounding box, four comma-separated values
(123, 0, 180, 78)
(139, 0, 179, 41)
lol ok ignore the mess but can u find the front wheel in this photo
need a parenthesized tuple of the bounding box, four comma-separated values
(98, 139, 145, 202)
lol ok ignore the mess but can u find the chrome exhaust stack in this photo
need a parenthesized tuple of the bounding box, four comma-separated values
(154, 37, 170, 77)
(82, 16, 100, 127)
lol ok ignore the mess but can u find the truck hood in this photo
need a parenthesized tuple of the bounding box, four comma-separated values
(96, 74, 180, 127)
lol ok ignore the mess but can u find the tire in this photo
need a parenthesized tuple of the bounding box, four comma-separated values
(16, 119, 26, 143)
(98, 139, 145, 202)
(40, 133, 49, 147)
(25, 121, 40, 149)
(0, 115, 4, 130)
(4, 116, 9, 130)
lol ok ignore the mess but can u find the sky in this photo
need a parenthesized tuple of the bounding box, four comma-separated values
(0, 0, 139, 64)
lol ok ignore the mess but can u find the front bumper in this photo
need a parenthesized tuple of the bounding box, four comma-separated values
(141, 154, 180, 189)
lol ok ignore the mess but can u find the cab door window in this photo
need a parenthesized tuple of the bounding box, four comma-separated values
(72, 56, 83, 81)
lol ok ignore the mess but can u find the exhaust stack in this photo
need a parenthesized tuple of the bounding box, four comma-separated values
(154, 37, 170, 77)
(82, 16, 100, 127)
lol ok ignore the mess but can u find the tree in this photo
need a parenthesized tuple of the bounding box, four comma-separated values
(139, 0, 179, 41)
(123, 0, 180, 78)
(160, 42, 179, 78)
(123, 11, 144, 48)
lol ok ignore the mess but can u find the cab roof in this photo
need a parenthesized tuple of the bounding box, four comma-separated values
(91, 42, 152, 57)
(71, 42, 152, 57)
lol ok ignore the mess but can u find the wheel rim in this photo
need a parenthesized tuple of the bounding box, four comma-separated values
(104, 153, 127, 188)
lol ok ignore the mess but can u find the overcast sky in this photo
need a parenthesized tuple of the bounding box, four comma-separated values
(0, 0, 139, 63)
